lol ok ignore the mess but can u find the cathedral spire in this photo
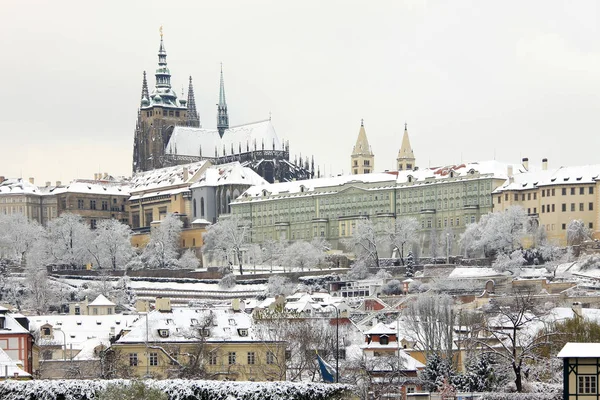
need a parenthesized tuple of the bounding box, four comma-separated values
(141, 71, 149, 105)
(217, 63, 229, 138)
(397, 122, 416, 171)
(186, 76, 200, 127)
(350, 119, 374, 175)
(155, 27, 172, 90)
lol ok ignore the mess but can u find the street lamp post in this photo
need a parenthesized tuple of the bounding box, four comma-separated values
(54, 327, 67, 361)
(329, 303, 340, 383)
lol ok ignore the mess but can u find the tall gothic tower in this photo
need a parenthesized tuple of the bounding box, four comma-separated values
(217, 64, 229, 138)
(397, 123, 416, 171)
(132, 30, 195, 173)
(350, 119, 374, 174)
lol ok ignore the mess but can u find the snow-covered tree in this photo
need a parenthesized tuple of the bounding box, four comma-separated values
(141, 213, 182, 269)
(380, 279, 402, 295)
(202, 215, 251, 275)
(266, 275, 294, 297)
(405, 250, 414, 277)
(46, 213, 93, 268)
(492, 249, 526, 275)
(343, 218, 381, 268)
(429, 228, 442, 262)
(476, 206, 528, 255)
(0, 214, 44, 266)
(454, 353, 498, 392)
(403, 294, 455, 362)
(420, 352, 455, 392)
(567, 219, 591, 246)
(262, 239, 286, 272)
(384, 217, 419, 264)
(476, 289, 550, 392)
(459, 222, 482, 258)
(346, 258, 370, 280)
(177, 249, 200, 269)
(282, 241, 325, 272)
(93, 219, 135, 270)
(218, 273, 236, 289)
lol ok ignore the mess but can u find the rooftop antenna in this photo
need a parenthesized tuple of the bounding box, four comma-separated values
(269, 111, 272, 121)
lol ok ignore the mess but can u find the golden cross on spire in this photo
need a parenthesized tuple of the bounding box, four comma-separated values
(159, 26, 163, 37)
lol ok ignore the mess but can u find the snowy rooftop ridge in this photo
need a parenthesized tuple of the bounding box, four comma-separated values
(129, 161, 208, 193)
(558, 342, 600, 358)
(493, 164, 600, 193)
(234, 160, 519, 201)
(0, 178, 43, 195)
(0, 347, 31, 378)
(191, 162, 268, 189)
(88, 294, 116, 307)
(50, 179, 131, 196)
(166, 120, 283, 158)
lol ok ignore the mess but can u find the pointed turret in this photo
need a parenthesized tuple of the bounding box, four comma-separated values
(350, 119, 374, 174)
(150, 28, 179, 106)
(141, 71, 149, 106)
(186, 76, 200, 127)
(217, 64, 229, 138)
(397, 122, 416, 171)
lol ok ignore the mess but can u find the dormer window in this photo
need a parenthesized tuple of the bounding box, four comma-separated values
(238, 329, 248, 337)
(158, 329, 170, 338)
(199, 328, 210, 337)
(228, 318, 236, 326)
(41, 326, 52, 337)
(76, 320, 82, 326)
(191, 318, 198, 325)
(166, 319, 174, 325)
(380, 335, 389, 345)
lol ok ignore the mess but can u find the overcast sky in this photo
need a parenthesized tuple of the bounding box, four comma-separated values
(1, 0, 599, 184)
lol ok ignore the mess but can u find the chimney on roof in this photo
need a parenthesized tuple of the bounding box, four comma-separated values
(542, 158, 548, 171)
(507, 165, 513, 178)
(232, 298, 241, 312)
(0, 176, 4, 183)
(45, 181, 51, 187)
(572, 302, 583, 319)
(56, 181, 61, 186)
(104, 172, 108, 179)
(522, 157, 529, 171)
(28, 177, 34, 184)
(155, 297, 172, 313)
(183, 167, 189, 182)
(93, 173, 98, 180)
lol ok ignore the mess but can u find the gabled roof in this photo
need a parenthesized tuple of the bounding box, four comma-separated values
(129, 161, 208, 198)
(166, 120, 283, 158)
(50, 180, 130, 197)
(494, 164, 600, 193)
(558, 342, 600, 358)
(191, 162, 267, 189)
(364, 322, 397, 336)
(0, 347, 31, 378)
(88, 294, 116, 307)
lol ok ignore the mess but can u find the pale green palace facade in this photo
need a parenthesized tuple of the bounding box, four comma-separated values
(231, 161, 524, 254)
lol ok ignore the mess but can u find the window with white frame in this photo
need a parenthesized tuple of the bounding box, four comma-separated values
(579, 375, 597, 394)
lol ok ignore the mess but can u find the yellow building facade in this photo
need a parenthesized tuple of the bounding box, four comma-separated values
(493, 160, 600, 245)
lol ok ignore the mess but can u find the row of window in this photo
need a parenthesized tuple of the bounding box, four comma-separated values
(502, 186, 595, 203)
(129, 351, 277, 367)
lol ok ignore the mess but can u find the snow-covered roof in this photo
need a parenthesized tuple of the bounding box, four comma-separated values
(448, 267, 503, 279)
(558, 342, 600, 358)
(190, 162, 268, 189)
(166, 120, 284, 158)
(29, 314, 139, 358)
(364, 322, 397, 336)
(88, 294, 116, 307)
(0, 178, 44, 196)
(116, 307, 257, 344)
(129, 161, 208, 194)
(233, 160, 519, 203)
(49, 180, 130, 196)
(0, 313, 30, 335)
(494, 164, 600, 193)
(0, 347, 31, 379)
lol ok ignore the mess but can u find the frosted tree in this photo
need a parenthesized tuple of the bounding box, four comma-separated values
(141, 213, 182, 269)
(45, 213, 94, 268)
(0, 214, 44, 266)
(343, 218, 381, 269)
(459, 222, 481, 258)
(442, 227, 454, 263)
(262, 239, 286, 273)
(202, 215, 251, 275)
(265, 275, 294, 296)
(476, 289, 550, 393)
(405, 250, 415, 277)
(403, 294, 455, 362)
(282, 241, 324, 271)
(476, 206, 527, 255)
(218, 272, 236, 289)
(420, 352, 455, 392)
(567, 219, 591, 246)
(492, 249, 526, 275)
(380, 279, 402, 295)
(177, 249, 200, 269)
(93, 219, 135, 270)
(429, 228, 442, 263)
(384, 217, 419, 264)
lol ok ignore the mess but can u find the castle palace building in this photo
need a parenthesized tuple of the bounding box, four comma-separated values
(132, 32, 313, 184)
